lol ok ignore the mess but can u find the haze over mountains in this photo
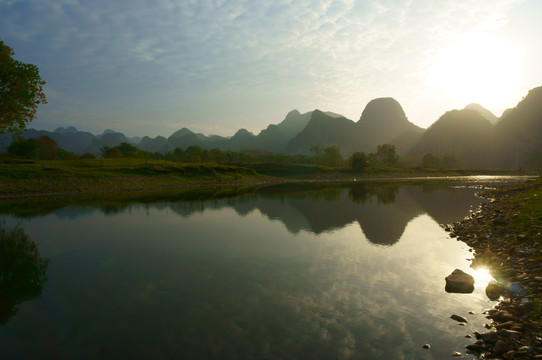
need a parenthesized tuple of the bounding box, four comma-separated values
(1, 86, 541, 169)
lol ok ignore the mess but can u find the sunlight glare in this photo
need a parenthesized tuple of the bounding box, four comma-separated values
(427, 32, 524, 114)
(471, 267, 494, 288)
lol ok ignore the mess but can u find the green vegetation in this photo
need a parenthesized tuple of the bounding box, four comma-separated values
(0, 39, 47, 134)
(0, 158, 259, 197)
(0, 222, 48, 324)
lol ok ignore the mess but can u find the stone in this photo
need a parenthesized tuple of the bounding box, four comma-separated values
(422, 344, 430, 349)
(452, 351, 462, 356)
(486, 280, 506, 301)
(492, 310, 515, 322)
(466, 344, 484, 352)
(482, 331, 499, 343)
(499, 329, 522, 340)
(493, 217, 507, 225)
(445, 269, 475, 293)
(450, 314, 468, 323)
(493, 339, 509, 355)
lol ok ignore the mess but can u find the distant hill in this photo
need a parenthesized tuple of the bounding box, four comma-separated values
(464, 103, 499, 124)
(357, 98, 422, 152)
(254, 110, 312, 153)
(2, 86, 542, 170)
(286, 110, 361, 155)
(408, 109, 496, 168)
(494, 86, 542, 168)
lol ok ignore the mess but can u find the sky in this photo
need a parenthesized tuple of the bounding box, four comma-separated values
(1, 0, 541, 138)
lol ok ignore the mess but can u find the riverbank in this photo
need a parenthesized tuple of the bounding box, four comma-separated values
(448, 179, 542, 358)
(0, 158, 535, 199)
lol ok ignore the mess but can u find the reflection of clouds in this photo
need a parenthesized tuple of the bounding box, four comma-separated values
(10, 196, 495, 359)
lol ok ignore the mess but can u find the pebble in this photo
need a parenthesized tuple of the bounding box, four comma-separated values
(448, 182, 542, 359)
(450, 314, 468, 323)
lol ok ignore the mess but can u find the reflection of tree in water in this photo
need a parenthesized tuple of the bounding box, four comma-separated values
(349, 184, 399, 204)
(0, 223, 48, 325)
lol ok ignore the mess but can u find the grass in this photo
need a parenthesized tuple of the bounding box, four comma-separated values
(0, 158, 260, 197)
(0, 157, 538, 198)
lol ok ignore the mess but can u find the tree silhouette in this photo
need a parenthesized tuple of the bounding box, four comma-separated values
(0, 223, 48, 325)
(0, 39, 47, 134)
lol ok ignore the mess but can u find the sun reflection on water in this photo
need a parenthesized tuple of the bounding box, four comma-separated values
(471, 267, 494, 288)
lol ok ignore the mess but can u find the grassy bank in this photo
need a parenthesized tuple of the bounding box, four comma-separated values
(0, 158, 261, 197)
(0, 158, 538, 198)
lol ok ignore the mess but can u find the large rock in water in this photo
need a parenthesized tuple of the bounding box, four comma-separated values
(445, 269, 474, 293)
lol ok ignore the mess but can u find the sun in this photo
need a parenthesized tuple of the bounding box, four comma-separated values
(427, 32, 524, 115)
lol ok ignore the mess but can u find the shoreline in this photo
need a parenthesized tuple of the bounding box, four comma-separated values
(448, 179, 542, 358)
(0, 173, 537, 200)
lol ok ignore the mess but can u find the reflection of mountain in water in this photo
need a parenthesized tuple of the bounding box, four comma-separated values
(24, 183, 484, 247)
(218, 184, 483, 245)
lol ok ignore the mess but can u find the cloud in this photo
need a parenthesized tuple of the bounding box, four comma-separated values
(0, 0, 530, 135)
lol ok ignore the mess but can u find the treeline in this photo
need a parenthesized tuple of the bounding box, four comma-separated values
(7, 135, 467, 171)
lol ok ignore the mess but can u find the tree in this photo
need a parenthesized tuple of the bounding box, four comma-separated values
(375, 144, 399, 166)
(323, 145, 343, 166)
(0, 40, 47, 134)
(7, 137, 39, 159)
(422, 153, 441, 168)
(349, 151, 370, 171)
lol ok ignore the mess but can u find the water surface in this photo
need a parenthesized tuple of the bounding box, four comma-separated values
(0, 179, 527, 359)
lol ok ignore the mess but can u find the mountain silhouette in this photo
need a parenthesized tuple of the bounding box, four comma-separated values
(1, 86, 541, 169)
(494, 86, 542, 168)
(286, 110, 361, 154)
(408, 109, 496, 168)
(464, 103, 499, 124)
(357, 97, 423, 152)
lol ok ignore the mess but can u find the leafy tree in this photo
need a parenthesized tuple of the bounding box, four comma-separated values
(100, 146, 123, 158)
(34, 135, 59, 159)
(57, 148, 78, 160)
(422, 153, 441, 168)
(7, 137, 39, 159)
(349, 151, 370, 171)
(323, 145, 343, 166)
(375, 144, 399, 166)
(117, 142, 139, 158)
(442, 150, 461, 169)
(0, 39, 47, 134)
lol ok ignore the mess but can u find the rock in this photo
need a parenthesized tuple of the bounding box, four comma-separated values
(452, 351, 462, 356)
(493, 217, 507, 225)
(466, 343, 484, 352)
(422, 344, 430, 349)
(495, 321, 515, 330)
(499, 329, 522, 339)
(493, 339, 509, 355)
(486, 280, 506, 300)
(482, 331, 499, 343)
(445, 269, 475, 293)
(492, 310, 515, 322)
(450, 314, 469, 323)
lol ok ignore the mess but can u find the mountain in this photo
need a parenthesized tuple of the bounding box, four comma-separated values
(287, 98, 422, 155)
(139, 135, 168, 153)
(85, 131, 130, 154)
(464, 103, 499, 124)
(357, 98, 422, 152)
(254, 110, 312, 152)
(494, 86, 542, 168)
(286, 110, 362, 155)
(408, 109, 496, 168)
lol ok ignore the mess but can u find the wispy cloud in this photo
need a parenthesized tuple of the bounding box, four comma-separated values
(0, 0, 533, 136)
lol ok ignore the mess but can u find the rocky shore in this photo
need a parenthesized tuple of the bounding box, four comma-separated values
(447, 179, 542, 359)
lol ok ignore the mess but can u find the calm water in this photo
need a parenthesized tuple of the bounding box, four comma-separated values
(0, 179, 532, 359)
